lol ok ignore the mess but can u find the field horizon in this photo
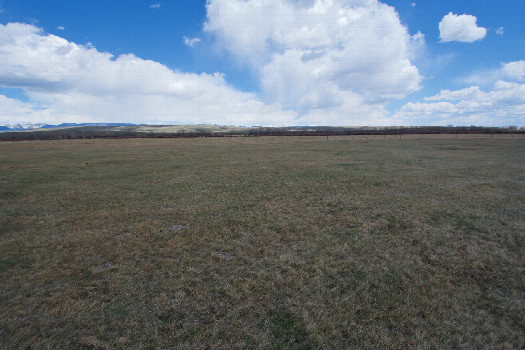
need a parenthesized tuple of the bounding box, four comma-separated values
(1, 124, 524, 142)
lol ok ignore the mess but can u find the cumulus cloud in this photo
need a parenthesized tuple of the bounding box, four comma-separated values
(496, 27, 504, 36)
(462, 60, 525, 86)
(204, 0, 422, 125)
(392, 80, 525, 126)
(150, 4, 161, 9)
(439, 12, 487, 43)
(183, 36, 201, 47)
(502, 61, 525, 81)
(57, 26, 65, 30)
(0, 23, 296, 126)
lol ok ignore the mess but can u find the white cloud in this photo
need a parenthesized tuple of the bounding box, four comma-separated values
(502, 61, 525, 81)
(0, 95, 39, 123)
(439, 12, 487, 43)
(409, 31, 425, 60)
(392, 81, 525, 126)
(57, 26, 65, 30)
(204, 0, 422, 125)
(496, 27, 504, 36)
(0, 23, 296, 126)
(150, 4, 161, 9)
(462, 60, 525, 86)
(183, 36, 201, 47)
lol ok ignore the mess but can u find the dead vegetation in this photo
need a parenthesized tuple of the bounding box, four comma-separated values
(1, 135, 523, 349)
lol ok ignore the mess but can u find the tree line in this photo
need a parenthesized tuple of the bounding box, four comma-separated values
(1, 125, 523, 141)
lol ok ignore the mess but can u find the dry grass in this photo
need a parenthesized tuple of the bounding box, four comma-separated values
(1, 135, 524, 349)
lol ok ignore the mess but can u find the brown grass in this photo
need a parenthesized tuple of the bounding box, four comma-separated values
(1, 135, 524, 349)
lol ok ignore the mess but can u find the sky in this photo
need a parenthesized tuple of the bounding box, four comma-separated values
(0, 0, 524, 127)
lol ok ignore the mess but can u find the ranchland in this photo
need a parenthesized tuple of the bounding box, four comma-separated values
(1, 135, 523, 348)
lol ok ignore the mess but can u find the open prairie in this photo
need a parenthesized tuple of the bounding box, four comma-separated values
(1, 135, 524, 349)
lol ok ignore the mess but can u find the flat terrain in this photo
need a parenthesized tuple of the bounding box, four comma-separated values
(1, 135, 524, 349)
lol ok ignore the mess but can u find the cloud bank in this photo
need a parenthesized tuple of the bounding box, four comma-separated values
(0, 23, 295, 125)
(1, 3, 521, 127)
(204, 0, 422, 125)
(462, 60, 525, 86)
(1, 0, 424, 127)
(392, 78, 525, 126)
(439, 12, 487, 43)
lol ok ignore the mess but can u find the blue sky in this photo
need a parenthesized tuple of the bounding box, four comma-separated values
(0, 0, 524, 126)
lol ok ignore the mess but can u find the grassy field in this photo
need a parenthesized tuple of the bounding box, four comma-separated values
(1, 135, 524, 349)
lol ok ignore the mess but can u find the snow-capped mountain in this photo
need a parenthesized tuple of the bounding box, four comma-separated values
(0, 123, 137, 131)
(0, 123, 50, 131)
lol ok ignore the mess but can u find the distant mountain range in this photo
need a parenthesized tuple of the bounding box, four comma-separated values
(0, 123, 137, 131)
